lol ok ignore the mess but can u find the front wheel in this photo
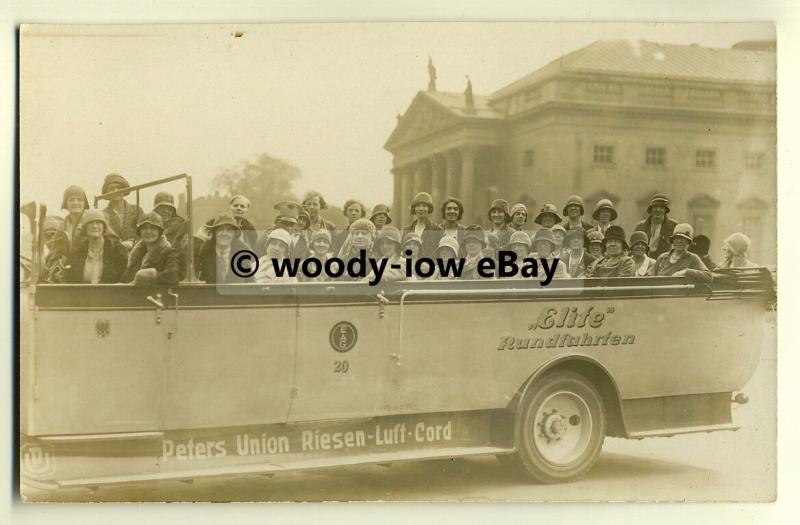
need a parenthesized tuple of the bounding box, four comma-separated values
(507, 370, 606, 484)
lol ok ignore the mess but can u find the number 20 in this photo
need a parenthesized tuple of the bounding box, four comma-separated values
(334, 360, 350, 373)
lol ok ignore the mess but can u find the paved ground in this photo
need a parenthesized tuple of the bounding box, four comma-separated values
(23, 314, 776, 503)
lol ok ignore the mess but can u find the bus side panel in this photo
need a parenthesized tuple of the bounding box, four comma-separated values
(31, 310, 164, 435)
(162, 307, 296, 430)
(389, 296, 765, 415)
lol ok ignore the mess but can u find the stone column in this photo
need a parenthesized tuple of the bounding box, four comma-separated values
(412, 159, 430, 195)
(431, 154, 447, 214)
(391, 166, 403, 227)
(445, 149, 460, 199)
(460, 145, 477, 225)
(400, 166, 414, 227)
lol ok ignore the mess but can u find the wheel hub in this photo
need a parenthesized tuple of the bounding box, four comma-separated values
(540, 410, 567, 442)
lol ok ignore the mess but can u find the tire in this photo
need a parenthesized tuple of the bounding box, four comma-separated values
(508, 370, 605, 484)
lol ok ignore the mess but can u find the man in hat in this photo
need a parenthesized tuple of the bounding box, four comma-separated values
(404, 192, 443, 258)
(255, 228, 297, 283)
(63, 210, 128, 284)
(197, 213, 254, 284)
(634, 193, 677, 259)
(648, 224, 712, 282)
(370, 204, 392, 232)
(629, 231, 656, 277)
(586, 225, 635, 278)
(100, 173, 144, 250)
(562, 195, 593, 232)
(256, 201, 304, 258)
(561, 228, 595, 278)
(586, 230, 604, 258)
(487, 199, 513, 250)
(438, 197, 467, 257)
(588, 199, 617, 236)
(534, 203, 562, 230)
(301, 190, 336, 234)
(126, 212, 181, 286)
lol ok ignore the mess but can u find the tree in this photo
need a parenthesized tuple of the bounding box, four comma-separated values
(211, 153, 302, 228)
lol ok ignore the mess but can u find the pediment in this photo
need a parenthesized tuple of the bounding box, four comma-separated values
(688, 193, 721, 208)
(385, 93, 461, 150)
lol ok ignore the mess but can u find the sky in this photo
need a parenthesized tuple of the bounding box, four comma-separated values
(20, 22, 775, 214)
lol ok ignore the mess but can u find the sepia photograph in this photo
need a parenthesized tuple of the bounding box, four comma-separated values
(17, 21, 778, 504)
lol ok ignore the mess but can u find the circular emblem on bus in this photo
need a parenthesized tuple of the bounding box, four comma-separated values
(330, 322, 357, 353)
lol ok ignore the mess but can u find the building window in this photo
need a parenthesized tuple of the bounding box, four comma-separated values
(523, 149, 534, 167)
(745, 151, 765, 170)
(645, 147, 666, 166)
(695, 149, 716, 169)
(593, 145, 615, 165)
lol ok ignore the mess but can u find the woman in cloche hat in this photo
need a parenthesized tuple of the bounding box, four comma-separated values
(717, 232, 758, 269)
(126, 212, 181, 286)
(197, 213, 253, 284)
(530, 229, 568, 281)
(405, 192, 443, 258)
(585, 225, 635, 278)
(487, 199, 512, 249)
(648, 223, 711, 282)
(62, 210, 127, 284)
(255, 228, 298, 283)
(561, 228, 596, 278)
(588, 199, 617, 237)
(45, 185, 91, 282)
(100, 173, 145, 250)
(629, 230, 656, 277)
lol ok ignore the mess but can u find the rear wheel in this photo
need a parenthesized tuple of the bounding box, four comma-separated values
(506, 370, 605, 484)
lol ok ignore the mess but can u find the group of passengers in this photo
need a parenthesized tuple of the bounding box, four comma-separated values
(40, 174, 760, 286)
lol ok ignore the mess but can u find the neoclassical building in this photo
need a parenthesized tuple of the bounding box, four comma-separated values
(385, 39, 776, 263)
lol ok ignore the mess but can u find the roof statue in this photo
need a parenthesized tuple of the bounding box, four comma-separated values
(464, 75, 475, 114)
(427, 56, 437, 91)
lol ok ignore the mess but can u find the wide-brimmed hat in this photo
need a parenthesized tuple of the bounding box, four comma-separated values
(153, 192, 177, 213)
(375, 225, 402, 246)
(310, 229, 332, 244)
(137, 212, 164, 233)
(629, 230, 649, 249)
(510, 203, 528, 222)
(266, 228, 292, 249)
(61, 185, 90, 210)
(551, 224, 566, 236)
(350, 217, 377, 237)
(79, 209, 109, 232)
(509, 230, 532, 248)
(409, 192, 434, 214)
(532, 228, 556, 248)
(586, 231, 604, 244)
(534, 204, 562, 225)
(370, 204, 392, 224)
(562, 195, 586, 216)
(210, 213, 240, 234)
(440, 197, 464, 220)
(273, 201, 300, 224)
(487, 199, 511, 223)
(647, 193, 671, 214)
(102, 173, 130, 195)
(671, 223, 694, 243)
(592, 199, 618, 221)
(462, 225, 486, 247)
(343, 199, 367, 217)
(435, 235, 460, 256)
(602, 225, 628, 249)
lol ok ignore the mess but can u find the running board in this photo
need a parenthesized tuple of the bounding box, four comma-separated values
(627, 423, 740, 439)
(27, 445, 515, 491)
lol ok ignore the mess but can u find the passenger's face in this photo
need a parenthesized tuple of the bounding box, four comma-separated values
(346, 204, 363, 223)
(404, 242, 421, 258)
(313, 239, 331, 255)
(155, 205, 174, 220)
(722, 242, 732, 259)
(303, 196, 321, 218)
(588, 243, 603, 257)
(378, 239, 398, 258)
(350, 229, 372, 249)
(139, 224, 160, 244)
(490, 209, 505, 225)
(372, 213, 388, 229)
(266, 239, 288, 259)
(631, 243, 646, 257)
(436, 247, 456, 260)
(605, 239, 623, 256)
(276, 219, 296, 233)
(597, 209, 612, 223)
(672, 237, 689, 253)
(464, 239, 482, 257)
(444, 203, 460, 221)
(540, 215, 556, 228)
(230, 198, 248, 219)
(569, 236, 584, 250)
(414, 203, 429, 221)
(105, 183, 124, 202)
(511, 243, 529, 259)
(534, 241, 554, 257)
(297, 217, 310, 231)
(512, 211, 526, 227)
(650, 204, 667, 222)
(84, 220, 104, 239)
(66, 196, 85, 214)
(552, 231, 565, 246)
(566, 204, 581, 219)
(215, 225, 236, 247)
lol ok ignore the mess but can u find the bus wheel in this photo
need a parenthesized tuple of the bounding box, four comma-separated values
(513, 370, 605, 484)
